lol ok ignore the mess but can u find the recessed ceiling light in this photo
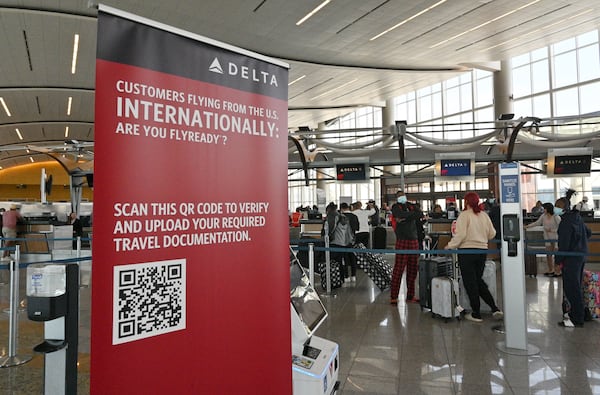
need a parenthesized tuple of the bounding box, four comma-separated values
(30, 157, 34, 163)
(15, 128, 23, 140)
(296, 0, 331, 26)
(430, 0, 541, 48)
(65, 126, 69, 138)
(71, 34, 80, 74)
(67, 96, 73, 116)
(289, 75, 306, 86)
(0, 97, 11, 116)
(371, 0, 447, 41)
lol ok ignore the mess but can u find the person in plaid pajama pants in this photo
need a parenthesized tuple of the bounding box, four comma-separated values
(390, 190, 423, 305)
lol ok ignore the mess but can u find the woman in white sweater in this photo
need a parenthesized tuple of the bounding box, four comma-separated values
(445, 192, 503, 322)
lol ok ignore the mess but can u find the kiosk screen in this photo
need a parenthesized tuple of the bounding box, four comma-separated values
(290, 262, 327, 336)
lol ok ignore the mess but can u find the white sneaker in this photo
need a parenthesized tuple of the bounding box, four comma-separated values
(465, 313, 483, 323)
(492, 310, 504, 320)
(351, 276, 356, 282)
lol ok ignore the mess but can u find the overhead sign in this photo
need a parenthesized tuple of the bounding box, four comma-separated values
(434, 152, 475, 183)
(336, 163, 368, 181)
(93, 6, 290, 394)
(547, 147, 593, 177)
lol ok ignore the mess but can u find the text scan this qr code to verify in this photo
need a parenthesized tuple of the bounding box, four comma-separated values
(113, 259, 186, 345)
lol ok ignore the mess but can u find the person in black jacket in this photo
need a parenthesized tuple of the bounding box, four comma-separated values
(340, 202, 359, 283)
(555, 192, 591, 328)
(390, 190, 423, 304)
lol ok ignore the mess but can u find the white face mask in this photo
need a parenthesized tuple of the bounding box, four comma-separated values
(554, 207, 564, 216)
(397, 196, 407, 204)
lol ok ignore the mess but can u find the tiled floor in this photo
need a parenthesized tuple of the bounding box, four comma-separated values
(1, 257, 599, 394)
(315, 258, 600, 395)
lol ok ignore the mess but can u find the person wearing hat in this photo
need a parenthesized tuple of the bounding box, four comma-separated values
(574, 196, 592, 212)
(2, 204, 22, 260)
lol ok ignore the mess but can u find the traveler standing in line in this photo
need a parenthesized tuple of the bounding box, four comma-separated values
(2, 204, 22, 261)
(340, 202, 359, 282)
(531, 200, 544, 216)
(573, 196, 592, 212)
(390, 190, 422, 305)
(367, 199, 380, 227)
(352, 201, 375, 247)
(524, 203, 561, 276)
(322, 202, 355, 283)
(555, 192, 591, 328)
(445, 192, 503, 322)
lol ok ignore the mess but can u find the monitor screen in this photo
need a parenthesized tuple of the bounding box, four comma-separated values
(290, 262, 327, 336)
(440, 159, 471, 177)
(552, 154, 591, 176)
(335, 163, 368, 181)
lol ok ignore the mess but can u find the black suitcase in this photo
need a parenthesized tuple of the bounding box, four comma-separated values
(525, 253, 537, 277)
(419, 256, 453, 310)
(318, 260, 342, 290)
(373, 226, 387, 250)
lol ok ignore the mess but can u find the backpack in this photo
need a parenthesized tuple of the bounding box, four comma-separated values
(330, 213, 355, 246)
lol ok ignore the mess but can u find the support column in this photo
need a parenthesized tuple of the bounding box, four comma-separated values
(493, 59, 513, 121)
(381, 100, 397, 207)
(315, 122, 328, 211)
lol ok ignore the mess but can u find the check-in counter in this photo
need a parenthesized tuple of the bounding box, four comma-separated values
(17, 221, 75, 253)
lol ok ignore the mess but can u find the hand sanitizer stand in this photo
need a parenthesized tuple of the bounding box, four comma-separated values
(27, 264, 79, 395)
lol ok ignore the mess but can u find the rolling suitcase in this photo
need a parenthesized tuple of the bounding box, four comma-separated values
(354, 243, 392, 291)
(459, 260, 497, 313)
(318, 260, 342, 290)
(373, 226, 387, 250)
(431, 276, 461, 321)
(419, 256, 453, 310)
(525, 254, 538, 277)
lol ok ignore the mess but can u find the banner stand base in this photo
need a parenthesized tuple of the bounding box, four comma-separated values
(496, 341, 539, 356)
(0, 355, 32, 368)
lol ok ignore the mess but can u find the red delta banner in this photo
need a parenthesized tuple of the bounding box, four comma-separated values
(92, 7, 290, 394)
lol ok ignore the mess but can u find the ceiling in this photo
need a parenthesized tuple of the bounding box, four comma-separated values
(1, 0, 600, 170)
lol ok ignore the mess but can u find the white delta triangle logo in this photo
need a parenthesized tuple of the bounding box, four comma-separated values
(208, 57, 278, 87)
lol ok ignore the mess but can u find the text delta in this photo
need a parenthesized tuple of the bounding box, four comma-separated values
(227, 63, 278, 87)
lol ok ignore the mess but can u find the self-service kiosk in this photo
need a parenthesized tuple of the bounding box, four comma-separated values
(290, 261, 339, 394)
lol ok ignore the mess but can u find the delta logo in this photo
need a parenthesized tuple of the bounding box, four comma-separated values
(208, 57, 278, 87)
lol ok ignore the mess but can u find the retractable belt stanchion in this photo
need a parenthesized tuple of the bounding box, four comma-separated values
(308, 243, 315, 287)
(0, 246, 33, 368)
(323, 221, 332, 295)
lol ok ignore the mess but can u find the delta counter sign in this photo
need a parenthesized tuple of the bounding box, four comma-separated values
(92, 7, 290, 394)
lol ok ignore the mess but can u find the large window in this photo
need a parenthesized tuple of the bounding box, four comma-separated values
(512, 29, 600, 210)
(289, 29, 600, 213)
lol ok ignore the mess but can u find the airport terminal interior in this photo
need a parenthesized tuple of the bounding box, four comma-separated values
(2, 1, 600, 394)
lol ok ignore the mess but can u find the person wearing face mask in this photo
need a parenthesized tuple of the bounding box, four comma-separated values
(389, 190, 423, 305)
(555, 191, 592, 328)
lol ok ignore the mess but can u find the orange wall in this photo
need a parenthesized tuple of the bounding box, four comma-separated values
(0, 161, 93, 202)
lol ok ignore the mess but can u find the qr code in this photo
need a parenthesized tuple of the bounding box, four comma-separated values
(113, 259, 186, 345)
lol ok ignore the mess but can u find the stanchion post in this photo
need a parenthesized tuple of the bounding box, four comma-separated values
(0, 246, 32, 368)
(308, 243, 315, 287)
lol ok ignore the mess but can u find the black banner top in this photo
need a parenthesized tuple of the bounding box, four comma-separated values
(97, 10, 288, 101)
